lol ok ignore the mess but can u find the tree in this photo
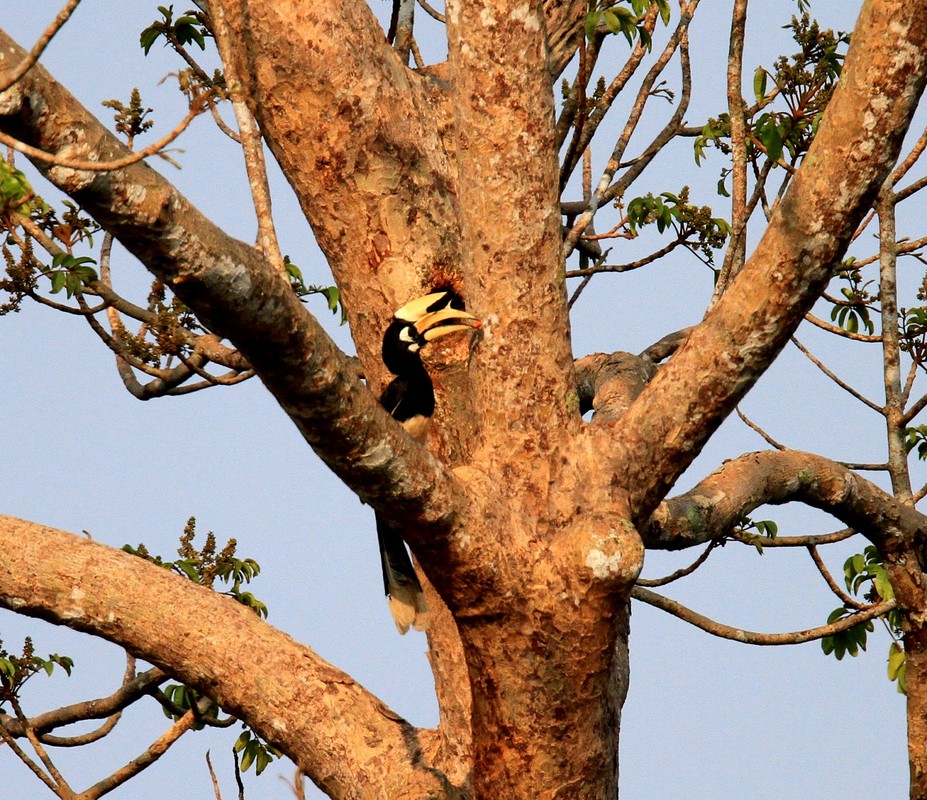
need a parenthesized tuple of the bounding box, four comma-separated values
(1, 0, 927, 798)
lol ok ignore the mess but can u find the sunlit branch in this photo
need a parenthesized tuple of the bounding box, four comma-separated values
(80, 703, 208, 799)
(0, 710, 62, 794)
(646, 450, 925, 551)
(711, 0, 749, 302)
(734, 527, 859, 548)
(890, 123, 927, 189)
(633, 585, 895, 645)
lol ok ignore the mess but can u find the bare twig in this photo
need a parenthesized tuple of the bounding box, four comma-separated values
(0, 0, 83, 94)
(736, 406, 787, 450)
(632, 586, 894, 645)
(79, 705, 206, 799)
(417, 0, 445, 23)
(791, 336, 882, 413)
(210, 3, 286, 274)
(636, 541, 717, 587)
(0, 101, 205, 172)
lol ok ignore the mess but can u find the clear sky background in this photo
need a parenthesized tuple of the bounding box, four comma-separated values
(0, 1, 918, 798)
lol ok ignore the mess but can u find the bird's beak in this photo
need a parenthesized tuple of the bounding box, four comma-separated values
(394, 292, 482, 340)
(418, 307, 481, 341)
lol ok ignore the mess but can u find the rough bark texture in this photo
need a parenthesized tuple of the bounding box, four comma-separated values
(2, 0, 927, 798)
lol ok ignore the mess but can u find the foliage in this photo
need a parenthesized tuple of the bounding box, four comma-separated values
(624, 187, 731, 263)
(140, 5, 210, 55)
(584, 0, 671, 49)
(0, 637, 73, 707)
(829, 262, 875, 335)
(123, 517, 268, 618)
(285, 256, 348, 325)
(694, 14, 849, 179)
(822, 546, 905, 692)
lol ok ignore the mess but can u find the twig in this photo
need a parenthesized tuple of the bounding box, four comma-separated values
(79, 706, 205, 799)
(209, 4, 286, 274)
(563, 0, 700, 259)
(0, 0, 83, 94)
(636, 541, 717, 587)
(791, 336, 882, 413)
(417, 0, 445, 23)
(807, 544, 866, 609)
(733, 527, 858, 548)
(736, 406, 787, 450)
(632, 586, 894, 645)
(206, 751, 223, 800)
(803, 312, 881, 342)
(0, 101, 205, 172)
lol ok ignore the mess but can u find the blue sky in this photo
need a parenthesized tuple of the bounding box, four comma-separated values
(0, 2, 914, 798)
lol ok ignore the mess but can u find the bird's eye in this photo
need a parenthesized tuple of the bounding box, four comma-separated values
(399, 328, 415, 343)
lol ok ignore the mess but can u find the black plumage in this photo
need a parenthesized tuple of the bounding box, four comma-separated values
(376, 290, 479, 633)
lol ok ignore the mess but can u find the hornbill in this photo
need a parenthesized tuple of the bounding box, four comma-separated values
(377, 290, 480, 633)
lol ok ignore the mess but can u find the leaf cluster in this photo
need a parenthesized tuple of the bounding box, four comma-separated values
(0, 637, 73, 706)
(829, 262, 875, 335)
(140, 5, 210, 55)
(695, 15, 849, 174)
(821, 546, 905, 692)
(234, 728, 283, 776)
(285, 256, 347, 325)
(584, 0, 671, 50)
(122, 517, 267, 618)
(625, 187, 731, 262)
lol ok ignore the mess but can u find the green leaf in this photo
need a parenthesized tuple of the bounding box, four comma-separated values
(759, 123, 783, 164)
(603, 10, 621, 34)
(753, 67, 767, 104)
(139, 25, 163, 55)
(239, 740, 256, 772)
(657, 0, 671, 25)
(888, 642, 905, 680)
(584, 10, 600, 40)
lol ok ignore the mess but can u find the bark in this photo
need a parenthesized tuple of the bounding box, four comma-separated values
(1, 1, 927, 799)
(0, 516, 458, 799)
(645, 450, 927, 553)
(609, 0, 927, 523)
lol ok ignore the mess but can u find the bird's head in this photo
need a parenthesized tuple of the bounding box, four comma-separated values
(382, 290, 481, 376)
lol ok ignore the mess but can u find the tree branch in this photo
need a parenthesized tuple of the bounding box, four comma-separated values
(0, 28, 467, 553)
(644, 450, 927, 552)
(632, 586, 895, 646)
(606, 0, 927, 521)
(0, 516, 458, 799)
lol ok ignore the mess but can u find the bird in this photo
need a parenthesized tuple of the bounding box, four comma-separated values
(377, 290, 480, 634)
